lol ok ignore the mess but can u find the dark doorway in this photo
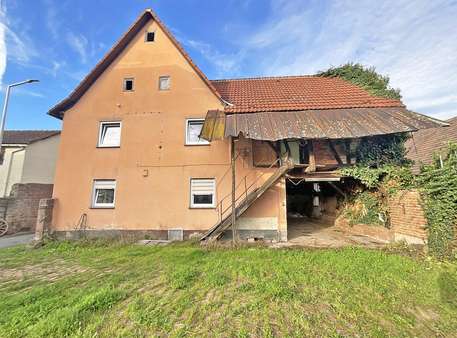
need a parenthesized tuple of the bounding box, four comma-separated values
(286, 179, 342, 240)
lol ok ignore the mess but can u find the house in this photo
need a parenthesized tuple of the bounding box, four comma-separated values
(406, 116, 457, 173)
(0, 130, 60, 197)
(47, 9, 445, 241)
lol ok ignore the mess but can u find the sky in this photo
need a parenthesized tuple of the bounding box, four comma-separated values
(0, 0, 456, 131)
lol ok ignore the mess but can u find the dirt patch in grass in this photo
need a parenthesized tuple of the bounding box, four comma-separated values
(0, 259, 95, 282)
(0, 241, 456, 337)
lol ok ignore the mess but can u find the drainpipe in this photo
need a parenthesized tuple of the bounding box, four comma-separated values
(3, 146, 25, 197)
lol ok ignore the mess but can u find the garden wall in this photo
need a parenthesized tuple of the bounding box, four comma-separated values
(388, 190, 427, 244)
(0, 183, 54, 234)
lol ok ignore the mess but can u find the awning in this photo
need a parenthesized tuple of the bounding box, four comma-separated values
(200, 107, 448, 142)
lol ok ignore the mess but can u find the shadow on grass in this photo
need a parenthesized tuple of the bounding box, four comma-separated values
(438, 271, 457, 309)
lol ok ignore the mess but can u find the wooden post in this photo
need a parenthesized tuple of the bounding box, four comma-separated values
(345, 139, 351, 165)
(305, 140, 316, 173)
(231, 136, 237, 243)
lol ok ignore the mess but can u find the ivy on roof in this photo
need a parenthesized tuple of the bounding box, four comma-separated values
(318, 63, 402, 100)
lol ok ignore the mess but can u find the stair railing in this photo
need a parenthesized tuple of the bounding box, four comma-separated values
(216, 158, 281, 224)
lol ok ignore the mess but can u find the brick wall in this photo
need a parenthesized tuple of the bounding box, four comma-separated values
(3, 183, 54, 234)
(388, 190, 427, 244)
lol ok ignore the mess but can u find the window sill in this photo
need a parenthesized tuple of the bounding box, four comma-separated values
(189, 206, 216, 210)
(96, 145, 121, 149)
(90, 206, 115, 209)
(185, 143, 210, 147)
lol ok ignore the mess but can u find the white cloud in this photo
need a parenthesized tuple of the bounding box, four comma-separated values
(183, 38, 244, 77)
(44, 0, 60, 39)
(66, 32, 89, 63)
(0, 4, 6, 88)
(218, 0, 457, 119)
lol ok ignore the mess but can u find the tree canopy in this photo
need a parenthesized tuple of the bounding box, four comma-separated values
(318, 63, 401, 100)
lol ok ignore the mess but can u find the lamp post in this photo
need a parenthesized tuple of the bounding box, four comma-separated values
(0, 79, 39, 148)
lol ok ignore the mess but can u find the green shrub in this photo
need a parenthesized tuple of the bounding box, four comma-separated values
(418, 143, 457, 258)
(343, 191, 387, 226)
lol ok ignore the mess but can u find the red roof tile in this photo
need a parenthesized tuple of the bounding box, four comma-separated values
(211, 76, 404, 113)
(2, 130, 60, 145)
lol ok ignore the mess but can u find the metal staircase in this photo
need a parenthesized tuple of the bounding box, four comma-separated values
(201, 160, 292, 242)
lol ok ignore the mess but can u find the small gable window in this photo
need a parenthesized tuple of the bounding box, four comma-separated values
(123, 78, 134, 91)
(186, 119, 209, 145)
(145, 31, 155, 42)
(159, 76, 170, 91)
(98, 121, 121, 147)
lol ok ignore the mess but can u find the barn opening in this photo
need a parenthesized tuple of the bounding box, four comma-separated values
(286, 175, 344, 241)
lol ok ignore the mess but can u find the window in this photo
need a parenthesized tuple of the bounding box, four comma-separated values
(186, 119, 209, 145)
(98, 121, 121, 147)
(145, 31, 155, 42)
(190, 178, 216, 208)
(159, 76, 170, 90)
(123, 78, 134, 91)
(92, 180, 116, 208)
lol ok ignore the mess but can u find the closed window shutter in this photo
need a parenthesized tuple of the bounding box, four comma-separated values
(191, 179, 215, 207)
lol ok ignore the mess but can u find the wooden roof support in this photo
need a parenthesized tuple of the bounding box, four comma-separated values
(328, 140, 343, 165)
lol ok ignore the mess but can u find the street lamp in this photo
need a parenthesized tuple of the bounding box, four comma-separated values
(0, 79, 39, 148)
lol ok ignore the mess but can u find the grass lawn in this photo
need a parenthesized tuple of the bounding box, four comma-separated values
(0, 241, 456, 337)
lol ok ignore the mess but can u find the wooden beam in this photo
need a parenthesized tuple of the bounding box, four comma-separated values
(344, 139, 351, 165)
(328, 181, 346, 200)
(305, 140, 316, 173)
(283, 140, 291, 160)
(328, 140, 343, 165)
(266, 141, 280, 159)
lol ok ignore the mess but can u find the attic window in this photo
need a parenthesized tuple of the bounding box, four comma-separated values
(159, 76, 170, 90)
(145, 31, 155, 42)
(123, 78, 134, 91)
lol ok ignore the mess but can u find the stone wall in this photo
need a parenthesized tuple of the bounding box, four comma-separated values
(388, 190, 427, 244)
(335, 189, 428, 245)
(1, 183, 54, 234)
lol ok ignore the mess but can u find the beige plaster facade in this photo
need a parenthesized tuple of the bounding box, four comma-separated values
(51, 16, 286, 240)
(22, 134, 60, 185)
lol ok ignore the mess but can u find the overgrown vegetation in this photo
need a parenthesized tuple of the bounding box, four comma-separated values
(343, 191, 386, 226)
(341, 141, 457, 259)
(318, 62, 401, 100)
(339, 132, 413, 226)
(418, 143, 457, 258)
(0, 241, 456, 337)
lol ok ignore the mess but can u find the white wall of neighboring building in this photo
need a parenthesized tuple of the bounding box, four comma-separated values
(0, 145, 26, 197)
(21, 134, 60, 185)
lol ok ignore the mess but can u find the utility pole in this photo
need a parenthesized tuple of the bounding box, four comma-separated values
(0, 79, 40, 148)
(231, 136, 237, 243)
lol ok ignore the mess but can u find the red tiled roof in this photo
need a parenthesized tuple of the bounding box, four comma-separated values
(2, 130, 60, 145)
(211, 76, 404, 114)
(406, 116, 457, 173)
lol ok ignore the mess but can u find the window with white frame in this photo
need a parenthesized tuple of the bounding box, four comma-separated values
(98, 121, 121, 147)
(190, 178, 216, 208)
(159, 76, 170, 90)
(186, 119, 208, 145)
(92, 180, 116, 208)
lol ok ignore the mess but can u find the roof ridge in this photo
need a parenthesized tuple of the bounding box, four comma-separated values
(211, 74, 319, 82)
(48, 8, 221, 119)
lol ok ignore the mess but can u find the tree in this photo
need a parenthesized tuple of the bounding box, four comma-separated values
(318, 63, 401, 100)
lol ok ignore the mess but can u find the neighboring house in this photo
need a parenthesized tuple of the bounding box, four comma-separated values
(0, 131, 60, 197)
(406, 116, 457, 173)
(47, 9, 445, 241)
